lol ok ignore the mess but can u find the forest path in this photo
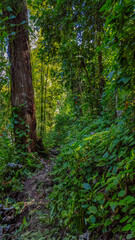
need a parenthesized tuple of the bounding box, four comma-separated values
(16, 154, 57, 239)
(1, 152, 59, 240)
(1, 151, 80, 240)
(14, 151, 71, 240)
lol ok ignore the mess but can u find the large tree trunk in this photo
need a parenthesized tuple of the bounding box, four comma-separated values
(6, 0, 37, 152)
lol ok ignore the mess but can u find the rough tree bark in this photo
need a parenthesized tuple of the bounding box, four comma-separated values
(4, 0, 37, 152)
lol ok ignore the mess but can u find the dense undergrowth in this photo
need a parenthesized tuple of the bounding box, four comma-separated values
(0, 107, 135, 240)
(49, 111, 135, 239)
(0, 131, 42, 201)
(0, 111, 135, 240)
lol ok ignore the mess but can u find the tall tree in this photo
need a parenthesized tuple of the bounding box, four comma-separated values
(3, 0, 37, 152)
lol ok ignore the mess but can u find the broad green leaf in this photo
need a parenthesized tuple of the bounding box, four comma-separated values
(127, 217, 133, 223)
(7, 6, 12, 11)
(122, 224, 132, 231)
(89, 215, 96, 224)
(82, 204, 89, 208)
(126, 234, 133, 240)
(125, 196, 135, 204)
(120, 216, 129, 223)
(97, 193, 104, 201)
(122, 206, 127, 213)
(103, 151, 109, 159)
(118, 77, 131, 84)
(132, 221, 135, 226)
(131, 226, 135, 233)
(113, 214, 120, 220)
(61, 210, 67, 217)
(118, 199, 125, 205)
(10, 31, 16, 36)
(110, 202, 118, 212)
(88, 206, 97, 214)
(112, 166, 117, 174)
(20, 21, 26, 25)
(82, 183, 91, 190)
(9, 15, 16, 19)
(118, 190, 126, 197)
(104, 218, 112, 227)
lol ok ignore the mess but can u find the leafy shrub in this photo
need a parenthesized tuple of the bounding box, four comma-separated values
(49, 116, 135, 238)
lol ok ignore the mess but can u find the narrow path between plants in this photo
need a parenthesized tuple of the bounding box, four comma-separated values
(1, 150, 77, 240)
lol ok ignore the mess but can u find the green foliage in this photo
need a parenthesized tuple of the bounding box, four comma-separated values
(0, 124, 42, 200)
(49, 115, 135, 237)
(0, 0, 135, 239)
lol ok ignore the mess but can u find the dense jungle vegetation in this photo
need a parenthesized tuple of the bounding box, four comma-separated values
(0, 0, 135, 239)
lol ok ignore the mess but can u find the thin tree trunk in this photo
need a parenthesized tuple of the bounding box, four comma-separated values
(43, 66, 48, 135)
(95, 12, 105, 97)
(97, 41, 105, 96)
(40, 59, 44, 138)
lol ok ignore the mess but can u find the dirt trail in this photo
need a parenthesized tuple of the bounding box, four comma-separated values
(23, 157, 53, 205)
(17, 157, 55, 239)
(1, 152, 78, 240)
(1, 154, 57, 240)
